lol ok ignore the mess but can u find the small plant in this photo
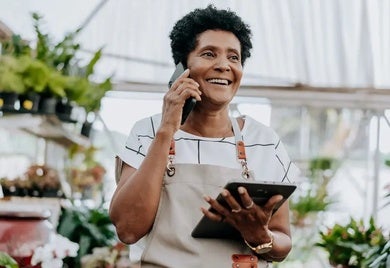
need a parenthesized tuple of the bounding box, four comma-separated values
(316, 217, 388, 268)
(0, 164, 63, 197)
(66, 144, 106, 201)
(57, 204, 117, 268)
(290, 157, 336, 227)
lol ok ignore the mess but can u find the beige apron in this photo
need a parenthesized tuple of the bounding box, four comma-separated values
(130, 118, 271, 267)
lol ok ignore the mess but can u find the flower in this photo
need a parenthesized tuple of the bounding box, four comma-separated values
(30, 233, 79, 268)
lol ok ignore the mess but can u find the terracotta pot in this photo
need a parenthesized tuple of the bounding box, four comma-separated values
(0, 209, 53, 267)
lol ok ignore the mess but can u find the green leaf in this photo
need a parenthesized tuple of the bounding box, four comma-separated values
(0, 251, 19, 268)
(85, 49, 102, 77)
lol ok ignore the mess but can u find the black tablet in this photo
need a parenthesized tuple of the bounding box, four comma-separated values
(191, 180, 297, 239)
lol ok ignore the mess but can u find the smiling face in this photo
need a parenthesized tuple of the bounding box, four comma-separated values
(186, 30, 243, 108)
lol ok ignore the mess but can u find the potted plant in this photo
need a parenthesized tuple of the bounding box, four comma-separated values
(0, 39, 67, 114)
(66, 144, 106, 202)
(290, 157, 337, 227)
(30, 12, 112, 122)
(316, 217, 388, 267)
(0, 55, 26, 112)
(0, 12, 112, 121)
(56, 204, 117, 268)
(0, 164, 64, 198)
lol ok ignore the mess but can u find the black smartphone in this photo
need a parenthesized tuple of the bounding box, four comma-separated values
(168, 62, 197, 124)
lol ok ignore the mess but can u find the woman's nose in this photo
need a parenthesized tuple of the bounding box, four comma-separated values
(214, 58, 231, 72)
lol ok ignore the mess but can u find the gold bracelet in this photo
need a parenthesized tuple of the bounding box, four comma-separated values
(244, 232, 274, 254)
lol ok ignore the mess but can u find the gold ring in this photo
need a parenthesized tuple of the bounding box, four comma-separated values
(231, 208, 242, 213)
(245, 201, 254, 209)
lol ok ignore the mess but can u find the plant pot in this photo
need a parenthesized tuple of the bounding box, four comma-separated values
(0, 92, 19, 113)
(18, 92, 41, 113)
(38, 96, 58, 114)
(55, 99, 77, 122)
(41, 188, 64, 198)
(81, 120, 94, 137)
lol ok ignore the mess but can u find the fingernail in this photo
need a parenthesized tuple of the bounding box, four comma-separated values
(238, 187, 245, 194)
(203, 195, 210, 202)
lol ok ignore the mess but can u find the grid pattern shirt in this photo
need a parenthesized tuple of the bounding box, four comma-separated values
(119, 113, 300, 183)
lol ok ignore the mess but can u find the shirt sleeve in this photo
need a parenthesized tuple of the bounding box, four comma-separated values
(117, 122, 147, 169)
(117, 114, 161, 169)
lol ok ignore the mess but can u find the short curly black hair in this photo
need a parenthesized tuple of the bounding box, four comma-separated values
(169, 5, 253, 67)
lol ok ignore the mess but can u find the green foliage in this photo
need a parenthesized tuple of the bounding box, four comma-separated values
(309, 157, 335, 172)
(0, 54, 67, 97)
(76, 77, 112, 112)
(57, 205, 117, 268)
(0, 251, 18, 268)
(32, 12, 81, 75)
(290, 157, 337, 226)
(365, 239, 390, 268)
(0, 55, 25, 93)
(29, 12, 112, 111)
(316, 217, 388, 267)
(0, 12, 112, 112)
(290, 188, 333, 226)
(1, 34, 31, 56)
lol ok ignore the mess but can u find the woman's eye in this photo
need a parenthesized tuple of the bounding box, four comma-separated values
(230, 55, 240, 62)
(202, 51, 214, 57)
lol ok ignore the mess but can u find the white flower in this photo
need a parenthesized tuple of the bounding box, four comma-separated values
(31, 233, 79, 266)
(41, 258, 63, 268)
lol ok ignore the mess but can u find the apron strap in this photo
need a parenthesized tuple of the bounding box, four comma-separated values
(230, 117, 250, 179)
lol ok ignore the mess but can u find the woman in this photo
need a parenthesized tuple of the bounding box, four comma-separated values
(109, 5, 300, 267)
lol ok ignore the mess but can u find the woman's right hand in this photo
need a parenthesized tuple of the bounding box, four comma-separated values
(160, 69, 202, 133)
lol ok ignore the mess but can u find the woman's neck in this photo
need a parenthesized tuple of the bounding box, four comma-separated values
(180, 111, 233, 138)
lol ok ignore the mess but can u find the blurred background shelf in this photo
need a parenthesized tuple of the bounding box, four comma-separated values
(0, 113, 90, 147)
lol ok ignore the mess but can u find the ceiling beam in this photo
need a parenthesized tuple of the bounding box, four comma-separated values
(113, 82, 390, 110)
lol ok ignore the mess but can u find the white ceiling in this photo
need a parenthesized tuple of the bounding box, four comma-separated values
(1, 0, 390, 94)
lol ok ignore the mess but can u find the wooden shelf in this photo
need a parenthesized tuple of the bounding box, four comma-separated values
(0, 113, 90, 147)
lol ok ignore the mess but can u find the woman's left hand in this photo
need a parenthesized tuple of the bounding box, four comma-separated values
(201, 187, 283, 241)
